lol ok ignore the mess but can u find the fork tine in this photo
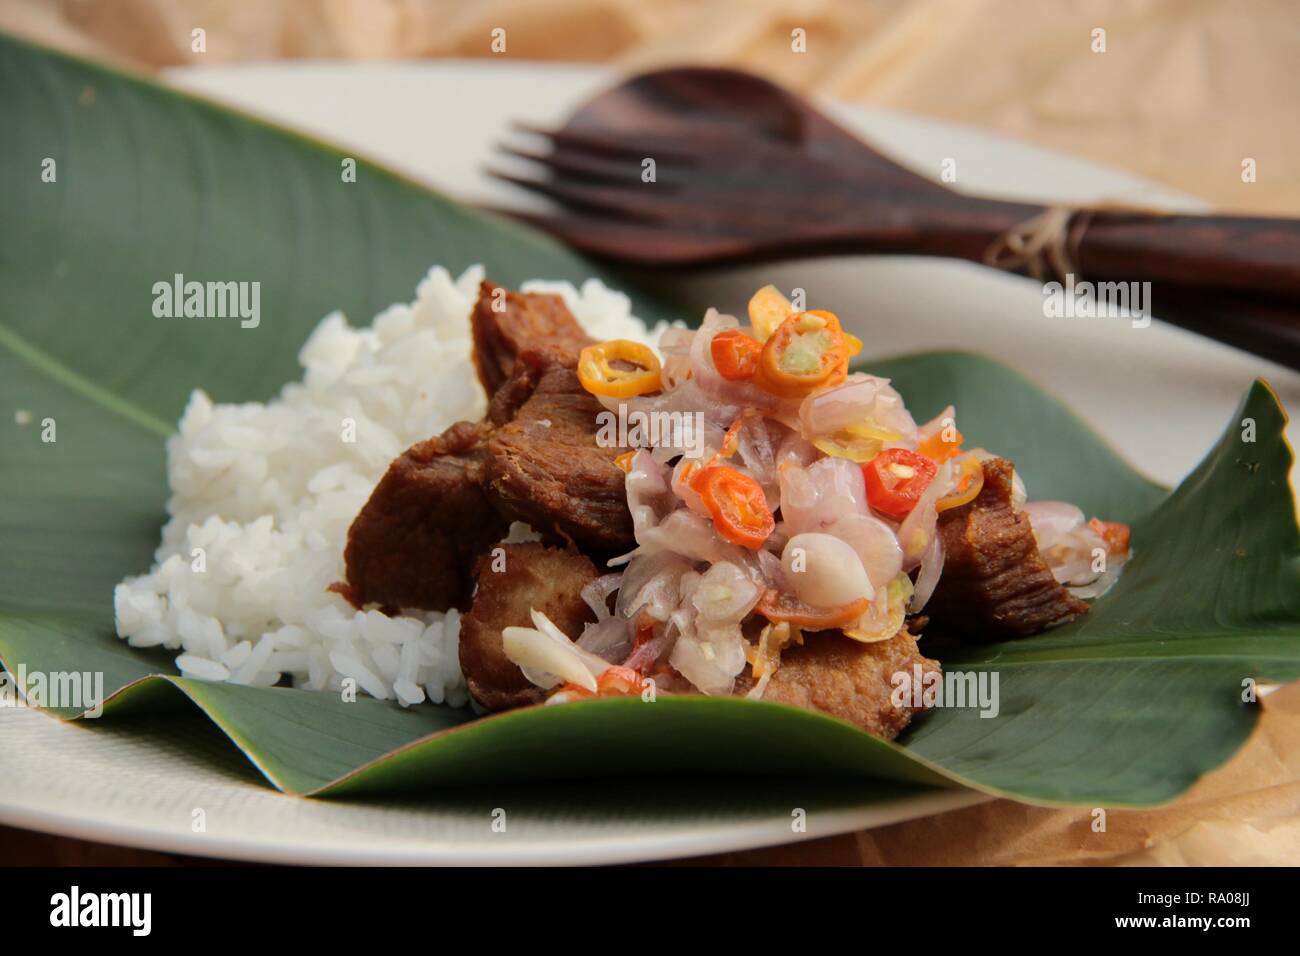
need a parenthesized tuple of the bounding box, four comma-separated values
(512, 122, 703, 163)
(486, 205, 742, 266)
(485, 167, 675, 222)
(495, 141, 640, 182)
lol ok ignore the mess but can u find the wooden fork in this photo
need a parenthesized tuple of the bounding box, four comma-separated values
(487, 67, 1300, 368)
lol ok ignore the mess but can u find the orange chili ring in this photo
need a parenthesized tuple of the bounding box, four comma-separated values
(755, 589, 870, 630)
(710, 329, 763, 381)
(596, 665, 642, 696)
(689, 464, 775, 550)
(747, 284, 794, 341)
(577, 340, 663, 398)
(918, 424, 965, 463)
(555, 665, 643, 701)
(1088, 517, 1131, 555)
(935, 456, 985, 512)
(697, 411, 759, 472)
(753, 310, 849, 399)
(716, 412, 754, 460)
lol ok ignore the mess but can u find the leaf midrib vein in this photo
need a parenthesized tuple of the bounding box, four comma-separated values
(0, 317, 172, 438)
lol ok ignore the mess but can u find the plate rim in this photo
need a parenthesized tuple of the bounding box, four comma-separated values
(0, 57, 1236, 865)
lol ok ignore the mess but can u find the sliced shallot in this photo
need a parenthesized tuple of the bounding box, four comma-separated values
(502, 609, 610, 692)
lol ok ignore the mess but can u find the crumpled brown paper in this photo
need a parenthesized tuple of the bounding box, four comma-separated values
(2, 0, 1295, 215)
(2, 0, 1296, 866)
(682, 682, 1300, 866)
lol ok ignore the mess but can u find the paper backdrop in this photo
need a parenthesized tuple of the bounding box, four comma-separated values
(2, 0, 1296, 866)
(2, 0, 1295, 216)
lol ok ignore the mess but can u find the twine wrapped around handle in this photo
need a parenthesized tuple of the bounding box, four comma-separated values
(983, 203, 1170, 283)
(983, 205, 1091, 282)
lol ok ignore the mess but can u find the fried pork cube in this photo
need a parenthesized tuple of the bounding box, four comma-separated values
(734, 628, 940, 740)
(482, 347, 635, 553)
(471, 280, 593, 394)
(341, 282, 631, 612)
(341, 421, 509, 613)
(925, 458, 1088, 640)
(459, 542, 600, 711)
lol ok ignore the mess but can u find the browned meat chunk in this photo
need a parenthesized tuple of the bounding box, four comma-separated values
(342, 280, 632, 613)
(342, 421, 509, 613)
(472, 280, 593, 395)
(483, 348, 636, 553)
(925, 458, 1088, 640)
(734, 628, 940, 740)
(459, 542, 600, 710)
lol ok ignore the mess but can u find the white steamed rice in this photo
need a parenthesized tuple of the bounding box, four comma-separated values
(114, 265, 667, 707)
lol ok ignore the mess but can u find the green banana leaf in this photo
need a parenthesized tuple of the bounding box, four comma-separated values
(3, 34, 1298, 808)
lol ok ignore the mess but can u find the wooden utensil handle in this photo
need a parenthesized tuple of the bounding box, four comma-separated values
(1012, 207, 1300, 366)
(1146, 285, 1300, 368)
(1076, 210, 1300, 299)
(903, 196, 1300, 298)
(888, 196, 1300, 367)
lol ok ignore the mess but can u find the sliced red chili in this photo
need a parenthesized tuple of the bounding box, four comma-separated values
(863, 448, 939, 520)
(689, 465, 775, 550)
(555, 665, 642, 700)
(710, 329, 763, 381)
(630, 612, 657, 657)
(596, 665, 642, 696)
(918, 425, 964, 463)
(1088, 518, 1131, 555)
(755, 589, 870, 630)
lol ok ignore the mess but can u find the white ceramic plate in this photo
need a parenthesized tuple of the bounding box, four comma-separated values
(1, 60, 1295, 866)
